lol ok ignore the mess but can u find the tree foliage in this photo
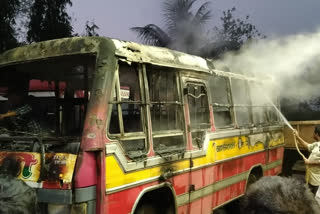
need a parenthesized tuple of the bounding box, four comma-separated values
(84, 20, 100, 37)
(0, 0, 20, 52)
(131, 0, 211, 54)
(27, 0, 73, 43)
(202, 7, 266, 57)
(132, 1, 264, 57)
(213, 7, 265, 48)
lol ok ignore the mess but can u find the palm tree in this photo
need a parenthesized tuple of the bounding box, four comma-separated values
(131, 0, 211, 55)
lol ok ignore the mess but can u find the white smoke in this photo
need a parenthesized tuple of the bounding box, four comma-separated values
(215, 30, 320, 102)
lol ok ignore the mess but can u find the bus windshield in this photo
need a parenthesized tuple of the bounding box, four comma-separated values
(0, 55, 95, 140)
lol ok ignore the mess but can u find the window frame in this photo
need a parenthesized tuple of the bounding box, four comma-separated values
(107, 62, 187, 156)
(230, 78, 254, 128)
(182, 76, 211, 148)
(144, 65, 186, 154)
(249, 83, 270, 126)
(107, 62, 148, 155)
(209, 75, 235, 129)
(185, 81, 211, 131)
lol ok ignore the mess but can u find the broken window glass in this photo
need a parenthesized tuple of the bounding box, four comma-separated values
(266, 88, 279, 123)
(250, 84, 268, 126)
(209, 76, 233, 128)
(108, 62, 146, 155)
(119, 64, 143, 133)
(187, 83, 210, 129)
(146, 66, 184, 153)
(0, 55, 94, 137)
(0, 55, 94, 155)
(250, 84, 279, 126)
(186, 83, 210, 147)
(231, 79, 252, 128)
(109, 88, 120, 134)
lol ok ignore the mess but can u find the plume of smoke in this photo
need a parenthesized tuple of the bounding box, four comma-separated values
(215, 30, 320, 103)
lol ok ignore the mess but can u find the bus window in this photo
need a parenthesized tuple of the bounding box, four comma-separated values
(209, 76, 233, 128)
(250, 83, 280, 126)
(266, 88, 280, 123)
(0, 56, 93, 137)
(250, 84, 268, 126)
(146, 66, 184, 153)
(186, 83, 210, 147)
(109, 62, 146, 157)
(267, 107, 279, 123)
(109, 88, 120, 134)
(231, 79, 253, 128)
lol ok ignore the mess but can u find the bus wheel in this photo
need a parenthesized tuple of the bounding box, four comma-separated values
(135, 204, 157, 214)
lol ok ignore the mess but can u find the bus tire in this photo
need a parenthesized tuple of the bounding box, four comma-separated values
(135, 203, 157, 214)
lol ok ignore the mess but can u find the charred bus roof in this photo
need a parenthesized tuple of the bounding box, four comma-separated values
(0, 36, 261, 82)
(0, 37, 104, 67)
(0, 37, 211, 72)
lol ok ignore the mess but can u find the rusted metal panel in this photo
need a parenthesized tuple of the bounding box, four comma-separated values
(112, 39, 212, 74)
(0, 37, 102, 67)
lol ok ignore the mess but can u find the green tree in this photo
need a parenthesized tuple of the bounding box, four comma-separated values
(132, 2, 264, 57)
(203, 7, 265, 57)
(84, 20, 100, 37)
(0, 0, 20, 52)
(131, 0, 211, 54)
(27, 0, 73, 43)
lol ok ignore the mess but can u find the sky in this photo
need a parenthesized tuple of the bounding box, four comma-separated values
(68, 0, 320, 42)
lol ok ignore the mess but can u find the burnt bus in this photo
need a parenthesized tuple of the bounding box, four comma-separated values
(0, 37, 284, 214)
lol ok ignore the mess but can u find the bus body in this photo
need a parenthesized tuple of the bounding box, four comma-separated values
(0, 37, 284, 214)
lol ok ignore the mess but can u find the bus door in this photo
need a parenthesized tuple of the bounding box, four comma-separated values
(183, 79, 212, 213)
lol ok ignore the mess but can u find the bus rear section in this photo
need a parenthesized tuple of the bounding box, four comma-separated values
(0, 53, 98, 213)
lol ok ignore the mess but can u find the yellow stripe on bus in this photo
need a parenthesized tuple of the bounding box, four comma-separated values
(106, 156, 190, 189)
(106, 136, 283, 189)
(192, 137, 265, 167)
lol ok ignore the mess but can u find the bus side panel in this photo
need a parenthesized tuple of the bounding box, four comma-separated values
(268, 147, 284, 163)
(190, 199, 202, 213)
(187, 181, 246, 214)
(105, 154, 191, 213)
(191, 147, 268, 189)
(178, 204, 189, 214)
(188, 151, 267, 212)
(172, 172, 192, 195)
(265, 165, 283, 176)
(105, 174, 193, 214)
(212, 181, 246, 209)
(104, 139, 283, 214)
(106, 181, 159, 214)
(265, 146, 284, 176)
(201, 194, 213, 214)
